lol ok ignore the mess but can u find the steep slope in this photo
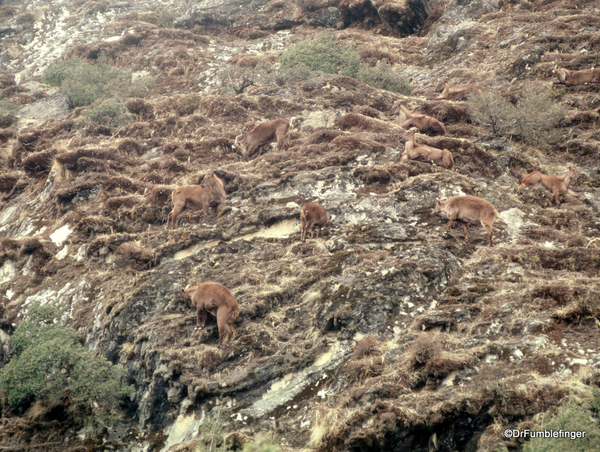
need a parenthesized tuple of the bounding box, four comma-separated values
(0, 0, 599, 451)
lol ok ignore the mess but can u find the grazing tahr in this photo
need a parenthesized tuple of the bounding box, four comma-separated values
(234, 118, 292, 160)
(394, 104, 446, 136)
(401, 128, 454, 170)
(435, 82, 481, 101)
(166, 174, 226, 228)
(555, 68, 600, 86)
(182, 282, 239, 347)
(521, 167, 582, 206)
(434, 195, 498, 246)
(300, 202, 331, 241)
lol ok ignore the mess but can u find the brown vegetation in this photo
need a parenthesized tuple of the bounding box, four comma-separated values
(182, 282, 240, 347)
(434, 195, 498, 246)
(521, 167, 582, 206)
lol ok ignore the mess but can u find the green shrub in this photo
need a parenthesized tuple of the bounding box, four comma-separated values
(280, 31, 360, 78)
(257, 62, 313, 87)
(0, 99, 19, 115)
(468, 91, 517, 136)
(279, 33, 411, 94)
(157, 8, 175, 28)
(196, 419, 225, 452)
(514, 85, 565, 144)
(0, 302, 131, 418)
(593, 388, 600, 417)
(43, 55, 153, 107)
(242, 436, 281, 452)
(356, 60, 412, 95)
(81, 98, 135, 127)
(522, 400, 600, 452)
(469, 85, 565, 144)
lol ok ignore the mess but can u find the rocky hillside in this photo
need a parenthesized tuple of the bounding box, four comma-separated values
(1, 0, 600, 451)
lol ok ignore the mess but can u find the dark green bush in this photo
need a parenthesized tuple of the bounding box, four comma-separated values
(81, 98, 135, 127)
(356, 60, 412, 95)
(280, 31, 360, 78)
(43, 56, 153, 107)
(0, 302, 131, 417)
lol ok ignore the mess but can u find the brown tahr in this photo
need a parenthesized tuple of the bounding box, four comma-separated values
(182, 281, 239, 347)
(434, 195, 498, 246)
(166, 174, 226, 228)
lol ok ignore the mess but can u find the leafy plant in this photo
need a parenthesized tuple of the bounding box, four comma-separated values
(242, 436, 281, 452)
(357, 60, 412, 95)
(43, 55, 153, 107)
(157, 8, 175, 28)
(514, 85, 565, 144)
(593, 388, 600, 417)
(523, 400, 600, 452)
(279, 32, 411, 94)
(468, 91, 517, 136)
(0, 302, 132, 419)
(0, 99, 19, 115)
(81, 98, 135, 127)
(280, 31, 360, 78)
(469, 85, 565, 144)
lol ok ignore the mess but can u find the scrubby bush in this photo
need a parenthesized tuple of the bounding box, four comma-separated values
(514, 85, 565, 144)
(43, 55, 153, 107)
(157, 8, 175, 28)
(257, 62, 313, 87)
(468, 91, 517, 136)
(593, 388, 600, 417)
(218, 66, 257, 95)
(356, 59, 412, 95)
(242, 436, 281, 452)
(523, 400, 600, 452)
(279, 32, 411, 94)
(0, 302, 131, 418)
(469, 85, 565, 144)
(280, 31, 360, 78)
(81, 98, 135, 127)
(0, 99, 19, 115)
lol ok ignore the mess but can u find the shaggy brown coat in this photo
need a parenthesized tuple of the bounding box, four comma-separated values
(166, 174, 226, 228)
(521, 167, 582, 206)
(182, 282, 240, 347)
(435, 82, 481, 101)
(300, 202, 331, 241)
(555, 68, 600, 86)
(235, 118, 291, 160)
(435, 195, 498, 246)
(401, 128, 454, 170)
(395, 105, 446, 136)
